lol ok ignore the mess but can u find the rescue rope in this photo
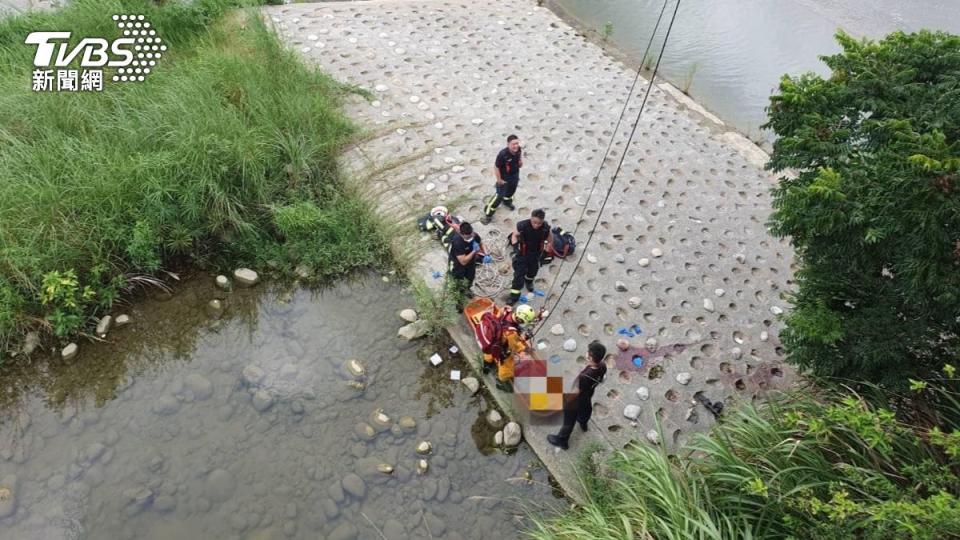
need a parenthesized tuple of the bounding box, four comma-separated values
(535, 0, 670, 317)
(535, 0, 683, 337)
(473, 243, 507, 297)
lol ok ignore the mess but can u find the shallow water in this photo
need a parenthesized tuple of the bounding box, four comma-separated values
(0, 275, 557, 540)
(551, 0, 960, 147)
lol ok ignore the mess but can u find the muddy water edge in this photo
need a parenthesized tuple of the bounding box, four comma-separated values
(0, 273, 560, 540)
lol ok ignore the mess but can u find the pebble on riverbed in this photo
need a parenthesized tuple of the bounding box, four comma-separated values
(215, 275, 231, 290)
(96, 315, 113, 338)
(0, 476, 18, 518)
(416, 458, 429, 475)
(233, 268, 259, 287)
(415, 441, 432, 455)
(61, 343, 78, 361)
(114, 314, 131, 328)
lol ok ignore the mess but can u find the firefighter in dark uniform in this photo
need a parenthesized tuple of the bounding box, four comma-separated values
(547, 341, 608, 450)
(506, 209, 553, 305)
(481, 134, 523, 224)
(447, 221, 488, 311)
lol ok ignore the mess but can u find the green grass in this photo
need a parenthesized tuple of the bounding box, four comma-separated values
(0, 0, 388, 349)
(529, 376, 960, 540)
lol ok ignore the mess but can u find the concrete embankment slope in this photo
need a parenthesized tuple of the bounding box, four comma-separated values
(263, 0, 795, 501)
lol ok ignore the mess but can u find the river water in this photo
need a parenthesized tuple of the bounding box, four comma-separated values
(550, 0, 960, 147)
(0, 275, 557, 539)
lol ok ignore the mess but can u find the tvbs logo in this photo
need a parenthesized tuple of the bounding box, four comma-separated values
(25, 14, 165, 92)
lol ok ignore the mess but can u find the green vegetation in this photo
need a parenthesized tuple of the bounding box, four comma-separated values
(764, 30, 960, 388)
(410, 278, 464, 342)
(530, 375, 960, 539)
(0, 0, 388, 351)
(600, 21, 614, 42)
(531, 29, 960, 539)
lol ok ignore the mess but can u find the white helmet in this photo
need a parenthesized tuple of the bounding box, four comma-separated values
(430, 206, 448, 218)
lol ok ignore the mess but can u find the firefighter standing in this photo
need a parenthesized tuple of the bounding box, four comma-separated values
(507, 209, 553, 305)
(481, 134, 523, 224)
(448, 222, 489, 311)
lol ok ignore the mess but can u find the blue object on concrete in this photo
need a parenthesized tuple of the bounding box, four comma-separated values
(519, 294, 529, 303)
(432, 271, 442, 279)
(632, 355, 644, 367)
(549, 355, 562, 364)
(630, 324, 643, 334)
(483, 255, 492, 264)
(533, 289, 546, 297)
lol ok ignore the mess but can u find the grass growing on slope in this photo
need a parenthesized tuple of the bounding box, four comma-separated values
(0, 0, 387, 349)
(529, 374, 960, 539)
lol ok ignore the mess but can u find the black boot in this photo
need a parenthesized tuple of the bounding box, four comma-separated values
(547, 434, 569, 450)
(525, 280, 534, 292)
(504, 201, 516, 211)
(579, 422, 589, 432)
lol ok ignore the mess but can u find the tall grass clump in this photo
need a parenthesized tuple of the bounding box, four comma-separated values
(529, 371, 960, 539)
(0, 0, 387, 349)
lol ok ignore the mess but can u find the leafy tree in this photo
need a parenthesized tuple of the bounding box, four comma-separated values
(764, 30, 960, 388)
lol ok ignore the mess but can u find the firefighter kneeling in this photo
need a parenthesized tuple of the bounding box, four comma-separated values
(476, 304, 540, 393)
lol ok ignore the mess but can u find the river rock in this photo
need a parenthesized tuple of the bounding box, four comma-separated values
(651, 248, 663, 258)
(345, 358, 365, 378)
(677, 372, 692, 385)
(486, 410, 504, 429)
(354, 423, 376, 441)
(494, 430, 503, 446)
(205, 469, 235, 503)
(563, 338, 577, 352)
(370, 409, 392, 431)
(628, 296, 642, 309)
(341, 473, 366, 498)
(703, 298, 715, 312)
(184, 374, 213, 400)
(623, 404, 641, 420)
(328, 521, 358, 540)
(638, 258, 650, 267)
(215, 275, 231, 290)
(399, 416, 417, 431)
(377, 463, 394, 474)
(114, 314, 131, 327)
(96, 315, 113, 337)
(252, 390, 274, 412)
(760, 331, 769, 342)
(0, 476, 18, 518)
(549, 324, 565, 336)
(416, 459, 429, 474)
(242, 365, 265, 386)
(502, 422, 522, 446)
(397, 320, 429, 340)
(382, 519, 407, 540)
(206, 299, 224, 318)
(399, 308, 419, 322)
(461, 377, 479, 395)
(233, 268, 259, 287)
(646, 429, 661, 445)
(714, 288, 725, 297)
(416, 441, 432, 455)
(770, 306, 784, 315)
(152, 395, 180, 416)
(615, 281, 628, 292)
(636, 386, 650, 400)
(731, 347, 743, 360)
(645, 337, 658, 350)
(61, 343, 78, 361)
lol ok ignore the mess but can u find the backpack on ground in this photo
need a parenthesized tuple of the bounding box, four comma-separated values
(541, 226, 576, 264)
